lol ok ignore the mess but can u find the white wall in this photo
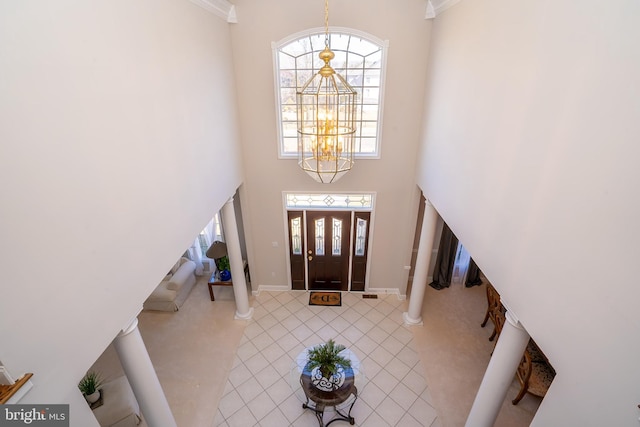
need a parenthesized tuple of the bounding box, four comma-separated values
(0, 1, 242, 425)
(418, 0, 640, 425)
(230, 0, 431, 294)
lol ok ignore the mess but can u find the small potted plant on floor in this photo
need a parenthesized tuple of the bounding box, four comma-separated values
(305, 339, 352, 390)
(78, 371, 103, 404)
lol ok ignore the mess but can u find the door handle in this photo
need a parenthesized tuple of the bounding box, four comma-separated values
(308, 256, 313, 261)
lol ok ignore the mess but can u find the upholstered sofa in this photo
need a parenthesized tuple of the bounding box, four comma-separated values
(143, 257, 197, 312)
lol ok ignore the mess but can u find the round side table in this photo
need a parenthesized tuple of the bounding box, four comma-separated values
(290, 346, 365, 427)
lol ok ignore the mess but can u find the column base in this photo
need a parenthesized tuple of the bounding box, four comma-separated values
(403, 311, 424, 326)
(234, 307, 254, 321)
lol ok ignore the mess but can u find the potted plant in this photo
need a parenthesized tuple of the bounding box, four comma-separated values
(306, 339, 352, 381)
(216, 255, 231, 281)
(78, 371, 103, 404)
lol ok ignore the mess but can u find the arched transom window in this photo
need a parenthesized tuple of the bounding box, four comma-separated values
(274, 28, 387, 158)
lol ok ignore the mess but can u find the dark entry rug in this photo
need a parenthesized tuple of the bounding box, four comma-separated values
(309, 291, 342, 307)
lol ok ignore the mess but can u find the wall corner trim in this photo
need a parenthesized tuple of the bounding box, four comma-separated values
(425, 0, 464, 19)
(190, 0, 238, 23)
(425, 1, 436, 19)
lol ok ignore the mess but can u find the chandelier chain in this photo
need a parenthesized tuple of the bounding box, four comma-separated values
(296, 0, 357, 183)
(324, 0, 329, 46)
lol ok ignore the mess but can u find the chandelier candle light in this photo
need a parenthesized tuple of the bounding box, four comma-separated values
(297, 0, 358, 184)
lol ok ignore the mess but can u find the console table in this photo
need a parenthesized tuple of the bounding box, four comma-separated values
(207, 260, 250, 301)
(207, 270, 232, 301)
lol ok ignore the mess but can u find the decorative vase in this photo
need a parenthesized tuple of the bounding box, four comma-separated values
(220, 269, 231, 281)
(85, 390, 100, 404)
(307, 365, 346, 392)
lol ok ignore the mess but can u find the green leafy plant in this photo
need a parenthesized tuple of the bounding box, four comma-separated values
(78, 371, 103, 396)
(216, 255, 230, 272)
(306, 339, 351, 379)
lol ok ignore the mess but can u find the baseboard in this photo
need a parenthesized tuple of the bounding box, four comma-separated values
(254, 284, 290, 295)
(253, 285, 405, 300)
(364, 288, 405, 300)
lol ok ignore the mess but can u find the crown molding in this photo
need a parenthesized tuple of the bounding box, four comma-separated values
(190, 0, 237, 23)
(425, 1, 436, 19)
(425, 0, 463, 19)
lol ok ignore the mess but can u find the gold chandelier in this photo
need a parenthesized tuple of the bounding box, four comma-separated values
(297, 0, 358, 184)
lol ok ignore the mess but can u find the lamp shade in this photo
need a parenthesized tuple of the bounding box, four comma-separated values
(205, 240, 228, 259)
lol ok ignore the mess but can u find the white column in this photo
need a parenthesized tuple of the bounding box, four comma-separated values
(465, 311, 530, 427)
(114, 317, 177, 427)
(221, 197, 253, 320)
(403, 199, 439, 326)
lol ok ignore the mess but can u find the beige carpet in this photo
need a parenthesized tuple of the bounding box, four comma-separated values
(91, 276, 246, 427)
(413, 281, 541, 427)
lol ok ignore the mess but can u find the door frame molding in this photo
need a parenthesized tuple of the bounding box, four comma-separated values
(282, 191, 376, 292)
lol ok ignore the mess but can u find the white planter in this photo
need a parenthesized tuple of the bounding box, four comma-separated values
(85, 390, 100, 404)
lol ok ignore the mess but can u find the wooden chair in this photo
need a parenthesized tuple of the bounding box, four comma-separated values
(512, 340, 556, 405)
(480, 283, 497, 327)
(491, 305, 506, 342)
(481, 283, 503, 342)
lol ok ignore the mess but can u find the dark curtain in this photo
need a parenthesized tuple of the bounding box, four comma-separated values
(429, 223, 459, 290)
(465, 257, 483, 287)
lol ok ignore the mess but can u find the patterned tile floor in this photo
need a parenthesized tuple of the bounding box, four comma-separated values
(213, 291, 440, 426)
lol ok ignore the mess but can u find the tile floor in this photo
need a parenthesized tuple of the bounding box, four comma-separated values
(213, 291, 440, 427)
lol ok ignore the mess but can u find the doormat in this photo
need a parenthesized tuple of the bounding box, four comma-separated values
(309, 291, 342, 307)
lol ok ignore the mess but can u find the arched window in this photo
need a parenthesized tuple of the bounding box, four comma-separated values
(273, 28, 387, 158)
